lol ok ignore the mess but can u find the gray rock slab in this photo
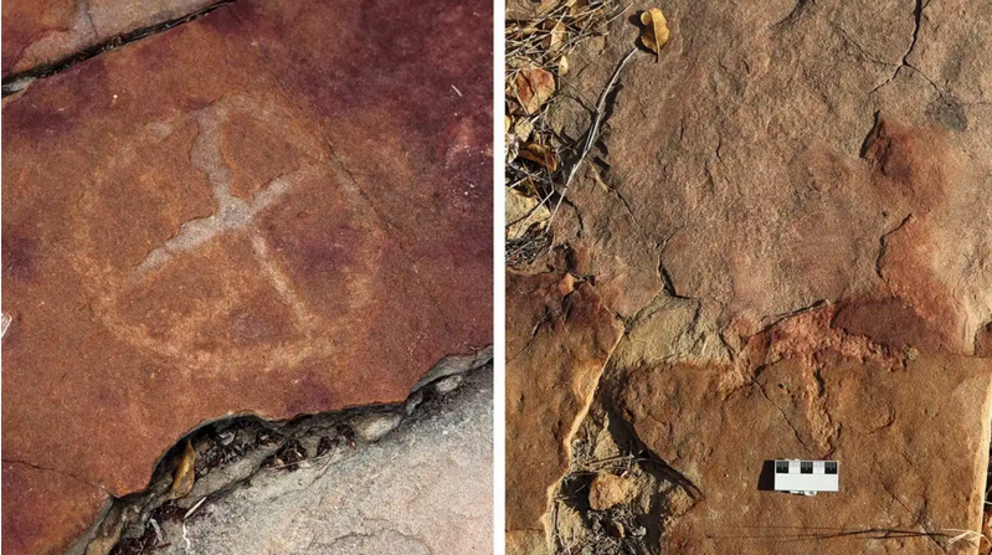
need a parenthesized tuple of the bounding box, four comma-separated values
(156, 369, 493, 555)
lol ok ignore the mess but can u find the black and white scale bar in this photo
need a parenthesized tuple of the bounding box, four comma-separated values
(773, 459, 839, 495)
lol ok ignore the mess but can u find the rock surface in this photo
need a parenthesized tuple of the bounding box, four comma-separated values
(588, 473, 633, 511)
(613, 314, 992, 554)
(1, 1, 492, 553)
(505, 272, 623, 532)
(1, 0, 216, 77)
(154, 367, 493, 555)
(505, 0, 992, 552)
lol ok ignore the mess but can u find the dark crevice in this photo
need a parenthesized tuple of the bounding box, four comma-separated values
(860, 110, 883, 158)
(1, 0, 236, 97)
(772, 0, 815, 29)
(758, 299, 829, 334)
(869, 0, 939, 99)
(551, 399, 702, 555)
(65, 352, 491, 555)
(903, 0, 925, 67)
(607, 407, 702, 499)
(658, 262, 695, 302)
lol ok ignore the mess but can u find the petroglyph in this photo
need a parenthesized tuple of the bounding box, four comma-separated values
(134, 102, 297, 276)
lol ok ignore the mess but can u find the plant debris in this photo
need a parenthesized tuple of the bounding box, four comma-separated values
(166, 441, 195, 501)
(516, 67, 557, 115)
(505, 0, 624, 268)
(639, 7, 670, 61)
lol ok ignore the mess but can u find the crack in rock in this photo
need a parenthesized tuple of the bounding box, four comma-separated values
(2, 458, 109, 495)
(1, 0, 236, 96)
(69, 352, 492, 555)
(875, 213, 913, 281)
(322, 142, 457, 336)
(903, 0, 925, 67)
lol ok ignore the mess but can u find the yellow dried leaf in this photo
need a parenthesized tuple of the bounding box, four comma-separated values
(588, 163, 610, 192)
(506, 188, 551, 240)
(505, 115, 512, 134)
(514, 118, 534, 142)
(518, 143, 559, 172)
(558, 55, 569, 76)
(639, 7, 670, 62)
(543, 21, 566, 50)
(168, 440, 196, 500)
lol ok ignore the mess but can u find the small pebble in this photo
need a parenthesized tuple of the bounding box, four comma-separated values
(434, 374, 464, 394)
(349, 412, 403, 442)
(405, 390, 424, 416)
(218, 429, 235, 446)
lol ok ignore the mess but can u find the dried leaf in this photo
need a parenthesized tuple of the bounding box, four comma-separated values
(558, 55, 570, 75)
(543, 21, 566, 50)
(518, 142, 559, 172)
(639, 7, 670, 62)
(515, 68, 556, 115)
(587, 162, 610, 192)
(506, 139, 520, 164)
(506, 188, 551, 240)
(515, 177, 540, 198)
(168, 440, 196, 500)
(505, 114, 512, 134)
(514, 118, 534, 142)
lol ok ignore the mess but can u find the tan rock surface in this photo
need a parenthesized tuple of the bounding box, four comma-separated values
(506, 0, 992, 551)
(588, 472, 633, 511)
(538, 0, 992, 341)
(613, 314, 992, 554)
(505, 271, 623, 531)
(2, 0, 492, 553)
(506, 529, 551, 555)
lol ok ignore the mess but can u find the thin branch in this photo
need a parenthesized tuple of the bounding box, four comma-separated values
(548, 46, 638, 225)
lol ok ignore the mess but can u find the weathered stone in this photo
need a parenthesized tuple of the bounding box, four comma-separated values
(1, 0, 215, 77)
(1, 0, 492, 553)
(613, 323, 992, 554)
(1, 461, 109, 555)
(506, 529, 550, 555)
(537, 0, 991, 343)
(506, 0, 992, 552)
(154, 368, 493, 555)
(349, 411, 404, 443)
(434, 373, 465, 394)
(588, 473, 633, 511)
(505, 271, 623, 531)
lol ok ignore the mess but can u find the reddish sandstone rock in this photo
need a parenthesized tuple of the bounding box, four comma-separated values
(1, 0, 216, 77)
(1, 0, 492, 553)
(506, 0, 992, 551)
(614, 344, 992, 554)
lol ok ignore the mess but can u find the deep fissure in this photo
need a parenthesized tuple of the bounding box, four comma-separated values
(65, 353, 492, 555)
